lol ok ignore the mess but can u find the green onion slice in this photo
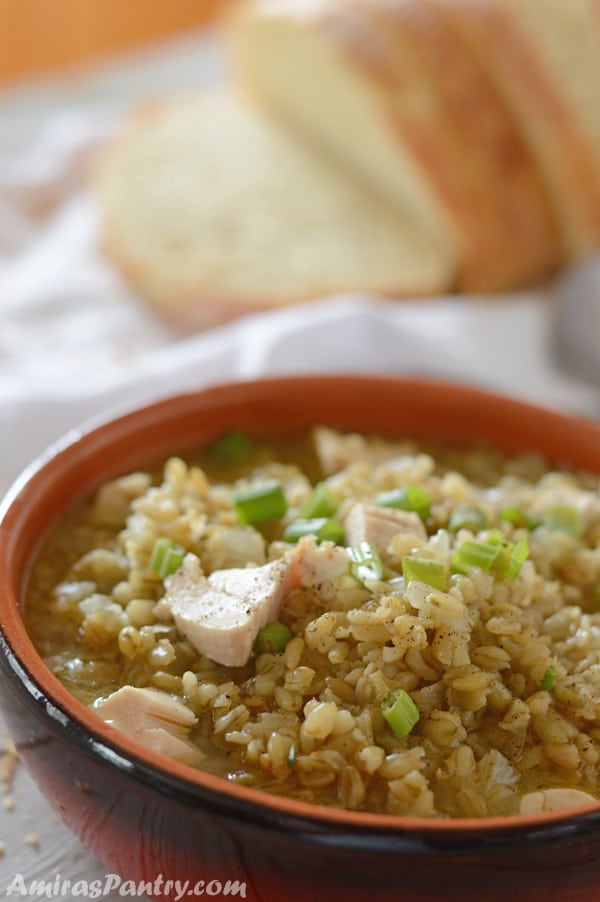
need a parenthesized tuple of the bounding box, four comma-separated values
(150, 536, 185, 579)
(545, 504, 583, 538)
(298, 482, 338, 519)
(541, 665, 556, 692)
(376, 485, 431, 522)
(499, 506, 540, 530)
(487, 531, 513, 573)
(451, 540, 501, 575)
(505, 539, 530, 580)
(349, 541, 385, 583)
(283, 517, 344, 545)
(381, 687, 420, 739)
(452, 536, 529, 580)
(486, 529, 506, 546)
(254, 622, 294, 655)
(234, 480, 288, 525)
(208, 431, 255, 462)
(402, 556, 447, 592)
(448, 505, 488, 533)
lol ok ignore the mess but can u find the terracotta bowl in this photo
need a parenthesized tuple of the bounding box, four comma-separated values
(2, 376, 600, 902)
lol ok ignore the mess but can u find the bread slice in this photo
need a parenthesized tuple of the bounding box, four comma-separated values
(229, 0, 562, 292)
(434, 0, 600, 260)
(497, 0, 600, 172)
(228, 1, 459, 275)
(95, 92, 455, 327)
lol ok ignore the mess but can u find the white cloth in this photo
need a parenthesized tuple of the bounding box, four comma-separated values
(0, 27, 598, 898)
(2, 293, 598, 499)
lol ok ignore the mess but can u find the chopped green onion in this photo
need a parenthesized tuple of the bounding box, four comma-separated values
(541, 665, 556, 692)
(376, 485, 431, 522)
(349, 541, 385, 583)
(486, 529, 506, 546)
(381, 687, 420, 739)
(488, 531, 530, 580)
(452, 536, 529, 581)
(209, 431, 255, 462)
(487, 531, 513, 573)
(448, 505, 488, 533)
(234, 480, 288, 525)
(545, 504, 583, 538)
(283, 517, 344, 545)
(505, 539, 530, 580)
(150, 536, 185, 579)
(298, 482, 338, 519)
(402, 556, 447, 592)
(254, 622, 294, 654)
(451, 540, 502, 575)
(499, 506, 540, 530)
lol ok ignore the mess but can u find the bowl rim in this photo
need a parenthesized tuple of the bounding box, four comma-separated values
(3, 373, 600, 841)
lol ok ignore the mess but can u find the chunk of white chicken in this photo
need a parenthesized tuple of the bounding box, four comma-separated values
(312, 426, 397, 476)
(293, 535, 350, 591)
(164, 537, 350, 667)
(519, 788, 597, 815)
(220, 526, 266, 568)
(165, 554, 295, 668)
(93, 686, 202, 765)
(203, 526, 266, 572)
(344, 502, 426, 553)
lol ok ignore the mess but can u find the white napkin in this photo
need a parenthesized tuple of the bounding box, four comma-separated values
(2, 290, 598, 493)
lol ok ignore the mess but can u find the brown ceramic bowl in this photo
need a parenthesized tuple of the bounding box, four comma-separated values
(2, 376, 600, 902)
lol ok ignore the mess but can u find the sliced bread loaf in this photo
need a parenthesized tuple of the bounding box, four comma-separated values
(230, 0, 562, 292)
(228, 0, 459, 273)
(95, 92, 455, 328)
(497, 0, 600, 172)
(435, 0, 600, 260)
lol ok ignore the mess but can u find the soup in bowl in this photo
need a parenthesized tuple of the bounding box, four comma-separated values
(2, 376, 600, 901)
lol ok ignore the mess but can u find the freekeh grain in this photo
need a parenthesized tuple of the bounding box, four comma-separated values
(24, 428, 600, 818)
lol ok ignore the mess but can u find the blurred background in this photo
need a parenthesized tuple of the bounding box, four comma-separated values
(0, 0, 222, 85)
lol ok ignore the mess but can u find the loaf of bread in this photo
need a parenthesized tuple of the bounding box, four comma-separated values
(95, 0, 600, 325)
(95, 93, 455, 328)
(232, 0, 569, 292)
(435, 0, 600, 258)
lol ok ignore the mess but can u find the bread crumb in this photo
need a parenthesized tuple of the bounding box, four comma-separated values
(25, 833, 39, 849)
(1, 736, 19, 798)
(1, 736, 16, 754)
(0, 840, 5, 857)
(3, 795, 14, 811)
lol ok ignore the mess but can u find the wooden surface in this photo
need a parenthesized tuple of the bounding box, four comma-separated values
(0, 0, 226, 85)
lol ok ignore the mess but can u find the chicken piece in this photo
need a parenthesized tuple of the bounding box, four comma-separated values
(203, 526, 266, 572)
(164, 538, 350, 667)
(312, 426, 397, 476)
(344, 502, 426, 553)
(220, 526, 266, 568)
(93, 686, 202, 765)
(519, 787, 597, 815)
(292, 535, 350, 592)
(164, 553, 296, 667)
(91, 471, 152, 528)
